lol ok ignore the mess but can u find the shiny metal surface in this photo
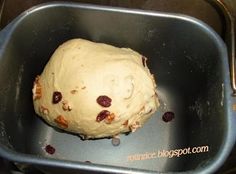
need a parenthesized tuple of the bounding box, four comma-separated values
(214, 0, 236, 95)
(0, 1, 235, 174)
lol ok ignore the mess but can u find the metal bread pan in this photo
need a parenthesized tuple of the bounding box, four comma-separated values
(0, 2, 235, 174)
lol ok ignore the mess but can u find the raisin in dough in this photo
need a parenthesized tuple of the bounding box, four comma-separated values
(32, 38, 159, 139)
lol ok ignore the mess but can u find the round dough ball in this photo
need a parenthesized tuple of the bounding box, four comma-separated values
(32, 38, 159, 139)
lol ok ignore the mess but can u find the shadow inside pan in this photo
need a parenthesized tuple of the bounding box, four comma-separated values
(0, 3, 230, 173)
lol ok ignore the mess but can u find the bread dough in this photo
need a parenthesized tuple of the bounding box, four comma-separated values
(32, 38, 159, 139)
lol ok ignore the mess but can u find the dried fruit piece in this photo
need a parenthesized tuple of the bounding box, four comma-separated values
(54, 115, 68, 128)
(39, 105, 49, 115)
(105, 113, 115, 124)
(45, 144, 55, 155)
(96, 110, 110, 122)
(122, 120, 129, 127)
(162, 112, 175, 122)
(52, 91, 62, 104)
(96, 95, 112, 107)
(70, 89, 78, 94)
(32, 76, 42, 100)
(62, 100, 72, 111)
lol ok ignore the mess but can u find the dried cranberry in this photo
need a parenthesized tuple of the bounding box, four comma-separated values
(45, 144, 55, 155)
(52, 91, 62, 104)
(96, 110, 110, 122)
(162, 112, 175, 122)
(96, 95, 112, 107)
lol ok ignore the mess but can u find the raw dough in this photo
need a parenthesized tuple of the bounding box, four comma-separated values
(32, 38, 159, 139)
